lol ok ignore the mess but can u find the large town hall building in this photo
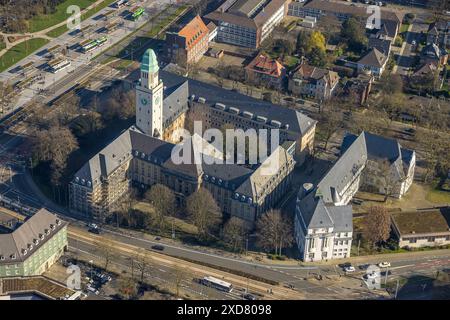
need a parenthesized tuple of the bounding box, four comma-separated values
(69, 49, 317, 226)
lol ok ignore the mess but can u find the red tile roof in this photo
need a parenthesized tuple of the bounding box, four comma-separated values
(246, 53, 285, 77)
(178, 15, 209, 50)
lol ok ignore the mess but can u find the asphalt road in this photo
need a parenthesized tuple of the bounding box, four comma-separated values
(395, 14, 431, 76)
(69, 237, 244, 300)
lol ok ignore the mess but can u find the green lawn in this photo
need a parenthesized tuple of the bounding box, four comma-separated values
(425, 185, 450, 204)
(28, 0, 96, 33)
(46, 0, 117, 38)
(400, 23, 410, 34)
(0, 38, 50, 72)
(0, 40, 5, 51)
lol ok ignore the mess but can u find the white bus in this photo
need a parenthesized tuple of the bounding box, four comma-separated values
(200, 276, 233, 293)
(48, 58, 71, 73)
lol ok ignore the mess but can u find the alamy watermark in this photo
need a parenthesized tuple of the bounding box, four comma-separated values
(365, 265, 381, 290)
(170, 121, 281, 176)
(66, 264, 81, 290)
(66, 5, 81, 31)
(366, 5, 381, 30)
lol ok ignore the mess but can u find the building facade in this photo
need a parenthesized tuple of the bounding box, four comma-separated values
(165, 15, 210, 68)
(70, 49, 314, 226)
(294, 186, 353, 262)
(392, 209, 450, 249)
(245, 53, 286, 89)
(0, 209, 68, 278)
(288, 63, 339, 100)
(204, 0, 290, 48)
(294, 132, 416, 261)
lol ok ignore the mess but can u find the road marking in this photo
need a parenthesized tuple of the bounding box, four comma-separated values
(390, 264, 415, 270)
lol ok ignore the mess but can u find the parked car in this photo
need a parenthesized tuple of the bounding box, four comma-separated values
(378, 262, 391, 268)
(339, 262, 352, 269)
(344, 265, 356, 273)
(151, 245, 165, 251)
(243, 293, 257, 300)
(358, 264, 370, 271)
(87, 285, 99, 295)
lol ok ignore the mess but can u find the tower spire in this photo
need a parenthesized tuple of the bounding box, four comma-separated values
(135, 49, 164, 138)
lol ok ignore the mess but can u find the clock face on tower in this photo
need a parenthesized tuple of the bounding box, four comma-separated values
(141, 97, 148, 105)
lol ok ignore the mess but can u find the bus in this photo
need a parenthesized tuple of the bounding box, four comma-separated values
(48, 57, 71, 73)
(114, 0, 128, 8)
(200, 276, 233, 293)
(80, 39, 98, 53)
(130, 7, 144, 21)
(95, 36, 108, 47)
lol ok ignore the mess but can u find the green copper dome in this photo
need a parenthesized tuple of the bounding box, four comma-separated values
(141, 48, 159, 74)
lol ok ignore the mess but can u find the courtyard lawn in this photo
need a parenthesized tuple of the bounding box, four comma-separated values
(0, 38, 50, 72)
(46, 0, 117, 38)
(28, 0, 96, 33)
(0, 40, 5, 51)
(425, 185, 450, 204)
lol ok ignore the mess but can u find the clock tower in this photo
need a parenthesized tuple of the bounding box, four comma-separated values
(136, 48, 164, 138)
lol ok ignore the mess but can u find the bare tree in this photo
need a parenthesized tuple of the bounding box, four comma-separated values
(363, 206, 391, 247)
(186, 188, 222, 240)
(134, 248, 152, 283)
(223, 217, 247, 252)
(95, 240, 116, 272)
(379, 160, 397, 202)
(173, 264, 186, 298)
(118, 276, 138, 300)
(145, 184, 176, 231)
(318, 102, 342, 151)
(255, 209, 293, 255)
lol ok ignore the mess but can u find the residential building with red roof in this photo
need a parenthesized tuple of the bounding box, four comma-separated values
(245, 53, 287, 89)
(288, 62, 340, 101)
(165, 15, 210, 67)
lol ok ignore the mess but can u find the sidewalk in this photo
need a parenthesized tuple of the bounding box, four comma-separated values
(305, 249, 450, 267)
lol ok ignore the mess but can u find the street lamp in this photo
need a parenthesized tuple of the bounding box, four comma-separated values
(89, 260, 94, 280)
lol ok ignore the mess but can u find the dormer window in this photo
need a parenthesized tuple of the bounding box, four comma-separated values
(56, 219, 61, 226)
(50, 224, 55, 230)
(10, 254, 16, 260)
(22, 249, 27, 255)
(28, 244, 33, 251)
(33, 239, 39, 245)
(45, 229, 50, 235)
(0, 255, 5, 261)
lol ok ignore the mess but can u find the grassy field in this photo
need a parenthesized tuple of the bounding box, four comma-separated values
(28, 0, 96, 33)
(133, 202, 198, 236)
(46, 0, 117, 38)
(425, 185, 450, 204)
(0, 39, 5, 51)
(400, 23, 410, 34)
(0, 38, 50, 72)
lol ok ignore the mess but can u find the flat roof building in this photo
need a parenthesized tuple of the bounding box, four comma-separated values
(204, 0, 290, 48)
